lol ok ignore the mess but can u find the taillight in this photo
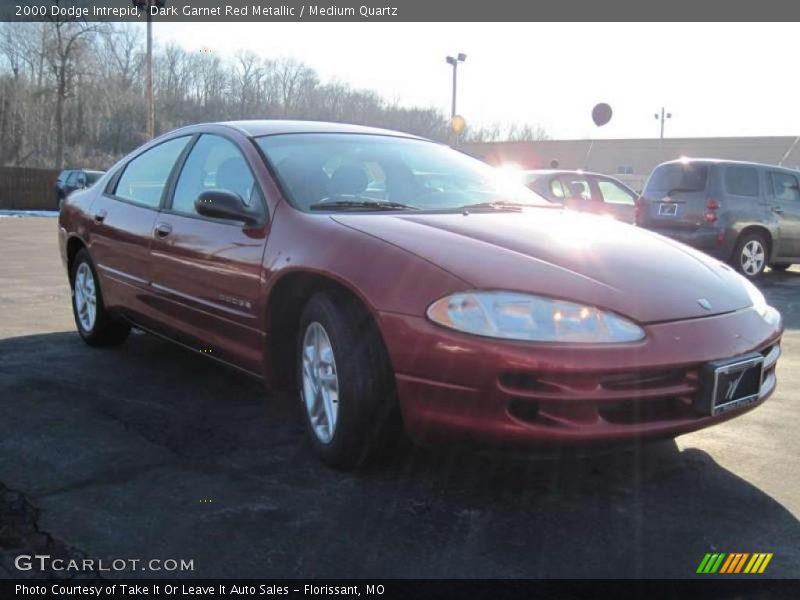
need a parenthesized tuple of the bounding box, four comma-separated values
(634, 197, 644, 224)
(705, 197, 719, 223)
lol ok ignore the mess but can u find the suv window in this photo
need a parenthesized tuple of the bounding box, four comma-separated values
(171, 134, 260, 216)
(725, 166, 759, 197)
(596, 179, 635, 205)
(66, 172, 80, 186)
(114, 136, 191, 208)
(646, 163, 708, 193)
(770, 172, 800, 202)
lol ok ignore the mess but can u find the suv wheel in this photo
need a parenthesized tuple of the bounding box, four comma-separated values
(733, 232, 768, 279)
(297, 291, 400, 469)
(70, 249, 131, 346)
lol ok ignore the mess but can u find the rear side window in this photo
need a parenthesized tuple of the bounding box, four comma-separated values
(596, 179, 636, 205)
(645, 163, 708, 193)
(725, 167, 759, 197)
(770, 172, 800, 202)
(113, 136, 191, 208)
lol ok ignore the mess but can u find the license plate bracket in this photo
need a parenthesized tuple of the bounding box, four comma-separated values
(658, 202, 678, 216)
(698, 353, 764, 415)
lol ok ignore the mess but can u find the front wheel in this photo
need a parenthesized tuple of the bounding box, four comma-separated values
(297, 291, 400, 469)
(70, 249, 130, 346)
(732, 232, 768, 279)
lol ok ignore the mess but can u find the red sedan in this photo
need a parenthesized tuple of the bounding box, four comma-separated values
(58, 121, 783, 468)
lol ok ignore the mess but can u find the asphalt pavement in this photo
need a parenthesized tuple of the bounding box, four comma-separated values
(0, 217, 798, 579)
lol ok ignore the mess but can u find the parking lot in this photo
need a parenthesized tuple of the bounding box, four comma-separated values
(0, 216, 798, 579)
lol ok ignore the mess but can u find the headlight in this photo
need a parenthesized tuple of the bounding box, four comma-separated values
(741, 277, 781, 327)
(426, 291, 645, 343)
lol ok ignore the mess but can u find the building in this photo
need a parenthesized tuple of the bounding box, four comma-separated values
(461, 136, 800, 192)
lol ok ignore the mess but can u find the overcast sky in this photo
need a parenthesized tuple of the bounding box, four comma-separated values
(156, 22, 799, 140)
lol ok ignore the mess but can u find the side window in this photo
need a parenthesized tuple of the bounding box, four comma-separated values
(559, 176, 593, 201)
(549, 178, 566, 199)
(770, 172, 800, 202)
(725, 167, 759, 197)
(171, 134, 259, 216)
(66, 172, 79, 186)
(597, 179, 636, 205)
(114, 136, 190, 208)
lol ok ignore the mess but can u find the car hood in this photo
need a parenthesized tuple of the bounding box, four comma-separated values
(331, 208, 753, 323)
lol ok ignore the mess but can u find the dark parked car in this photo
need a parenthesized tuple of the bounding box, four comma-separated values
(58, 121, 782, 469)
(55, 169, 104, 208)
(638, 158, 800, 278)
(520, 169, 637, 223)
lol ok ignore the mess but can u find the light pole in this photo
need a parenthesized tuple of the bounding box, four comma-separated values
(654, 107, 672, 139)
(133, 0, 165, 140)
(445, 53, 466, 119)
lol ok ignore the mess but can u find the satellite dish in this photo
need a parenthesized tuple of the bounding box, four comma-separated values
(592, 103, 613, 127)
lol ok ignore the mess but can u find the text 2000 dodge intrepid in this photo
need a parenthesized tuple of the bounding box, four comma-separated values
(58, 121, 782, 468)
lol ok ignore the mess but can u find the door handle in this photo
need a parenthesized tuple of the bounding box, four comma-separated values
(93, 210, 107, 224)
(154, 222, 173, 237)
(772, 206, 784, 214)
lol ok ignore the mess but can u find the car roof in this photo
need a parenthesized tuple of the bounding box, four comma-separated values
(522, 169, 615, 179)
(217, 119, 428, 140)
(657, 157, 800, 173)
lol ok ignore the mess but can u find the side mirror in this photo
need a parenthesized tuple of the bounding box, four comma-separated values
(195, 189, 259, 226)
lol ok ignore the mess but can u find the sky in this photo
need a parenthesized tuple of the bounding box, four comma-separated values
(156, 22, 799, 140)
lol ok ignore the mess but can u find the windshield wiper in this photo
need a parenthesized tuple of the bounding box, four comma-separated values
(666, 187, 700, 195)
(458, 200, 542, 212)
(309, 197, 418, 211)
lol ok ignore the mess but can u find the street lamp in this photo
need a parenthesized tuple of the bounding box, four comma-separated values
(445, 53, 466, 119)
(132, 0, 165, 140)
(654, 107, 672, 139)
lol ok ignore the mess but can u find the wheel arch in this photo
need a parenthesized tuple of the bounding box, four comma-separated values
(263, 269, 390, 390)
(66, 235, 88, 277)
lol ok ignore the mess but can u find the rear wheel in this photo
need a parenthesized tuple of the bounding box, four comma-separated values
(296, 291, 400, 469)
(732, 232, 768, 279)
(70, 249, 130, 346)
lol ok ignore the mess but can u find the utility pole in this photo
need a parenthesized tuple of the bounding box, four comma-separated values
(133, 0, 164, 140)
(654, 107, 672, 139)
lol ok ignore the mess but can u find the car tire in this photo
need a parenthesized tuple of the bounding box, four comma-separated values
(732, 232, 768, 279)
(296, 291, 401, 469)
(70, 248, 130, 346)
(770, 263, 791, 272)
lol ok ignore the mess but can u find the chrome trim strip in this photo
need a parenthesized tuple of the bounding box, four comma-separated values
(96, 263, 148, 285)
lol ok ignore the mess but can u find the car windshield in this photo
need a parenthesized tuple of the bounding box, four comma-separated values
(645, 163, 709, 193)
(256, 133, 549, 212)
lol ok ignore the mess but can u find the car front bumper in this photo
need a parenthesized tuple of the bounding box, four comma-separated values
(378, 308, 782, 449)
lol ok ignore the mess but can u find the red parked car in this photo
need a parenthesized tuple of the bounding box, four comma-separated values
(58, 121, 783, 468)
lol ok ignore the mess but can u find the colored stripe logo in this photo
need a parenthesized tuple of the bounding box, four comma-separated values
(697, 553, 773, 574)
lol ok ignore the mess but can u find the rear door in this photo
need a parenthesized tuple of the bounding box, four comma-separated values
(640, 162, 710, 229)
(766, 170, 800, 258)
(89, 136, 192, 316)
(147, 132, 270, 373)
(592, 176, 636, 223)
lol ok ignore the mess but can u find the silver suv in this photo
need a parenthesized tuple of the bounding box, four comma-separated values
(638, 158, 800, 278)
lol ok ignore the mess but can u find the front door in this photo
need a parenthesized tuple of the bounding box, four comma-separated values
(766, 170, 800, 258)
(148, 133, 270, 373)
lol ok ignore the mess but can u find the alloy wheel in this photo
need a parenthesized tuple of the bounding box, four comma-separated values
(301, 321, 340, 444)
(740, 240, 765, 276)
(73, 262, 97, 332)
